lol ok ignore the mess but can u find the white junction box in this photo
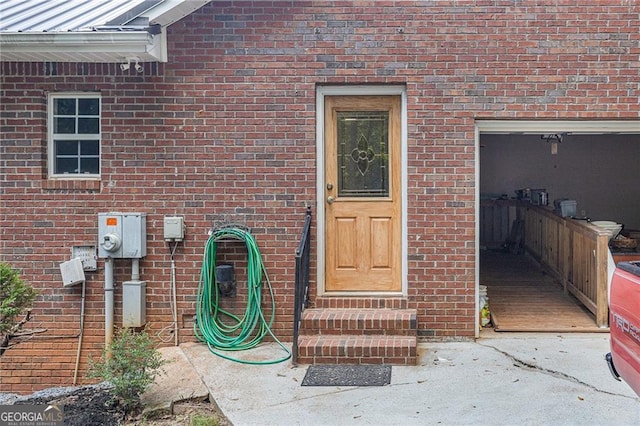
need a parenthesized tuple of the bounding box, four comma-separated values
(163, 216, 185, 241)
(98, 212, 146, 258)
(122, 280, 146, 327)
(60, 258, 85, 287)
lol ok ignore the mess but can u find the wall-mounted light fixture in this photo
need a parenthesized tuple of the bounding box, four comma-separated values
(541, 133, 566, 155)
(541, 133, 565, 143)
(120, 56, 143, 73)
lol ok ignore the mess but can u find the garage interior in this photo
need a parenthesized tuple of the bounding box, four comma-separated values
(478, 122, 640, 332)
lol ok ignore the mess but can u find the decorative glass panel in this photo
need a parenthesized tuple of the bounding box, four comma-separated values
(337, 111, 389, 197)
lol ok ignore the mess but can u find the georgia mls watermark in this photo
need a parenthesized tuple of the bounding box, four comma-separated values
(0, 404, 64, 426)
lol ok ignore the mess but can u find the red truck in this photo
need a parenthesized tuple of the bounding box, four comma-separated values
(606, 260, 640, 396)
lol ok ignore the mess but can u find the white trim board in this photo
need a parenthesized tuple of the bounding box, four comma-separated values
(476, 120, 640, 134)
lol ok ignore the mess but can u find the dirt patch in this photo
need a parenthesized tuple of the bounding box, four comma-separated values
(14, 386, 231, 426)
(137, 400, 231, 426)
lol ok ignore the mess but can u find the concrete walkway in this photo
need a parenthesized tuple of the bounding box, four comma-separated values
(146, 332, 639, 425)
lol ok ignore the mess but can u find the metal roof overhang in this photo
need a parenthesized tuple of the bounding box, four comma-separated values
(0, 0, 211, 63)
(0, 31, 164, 62)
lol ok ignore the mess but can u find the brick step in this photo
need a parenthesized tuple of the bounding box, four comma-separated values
(301, 308, 417, 336)
(314, 297, 408, 309)
(296, 334, 417, 365)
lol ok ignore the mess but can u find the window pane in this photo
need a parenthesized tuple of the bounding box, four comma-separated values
(54, 98, 76, 115)
(78, 98, 99, 115)
(55, 157, 78, 174)
(78, 118, 99, 134)
(54, 117, 75, 134)
(80, 140, 99, 155)
(55, 140, 78, 156)
(337, 111, 389, 197)
(80, 158, 99, 174)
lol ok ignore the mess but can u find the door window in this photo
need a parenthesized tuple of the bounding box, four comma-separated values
(337, 111, 389, 198)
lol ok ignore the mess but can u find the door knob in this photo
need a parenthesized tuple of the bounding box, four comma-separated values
(327, 196, 335, 204)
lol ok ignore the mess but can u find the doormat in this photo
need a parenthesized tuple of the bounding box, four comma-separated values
(301, 365, 392, 387)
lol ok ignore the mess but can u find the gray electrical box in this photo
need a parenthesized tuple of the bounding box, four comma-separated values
(122, 280, 146, 327)
(163, 216, 185, 241)
(98, 213, 146, 258)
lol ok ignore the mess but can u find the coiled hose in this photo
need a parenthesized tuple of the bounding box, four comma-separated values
(194, 226, 291, 364)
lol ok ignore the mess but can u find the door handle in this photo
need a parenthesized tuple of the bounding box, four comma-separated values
(327, 196, 335, 204)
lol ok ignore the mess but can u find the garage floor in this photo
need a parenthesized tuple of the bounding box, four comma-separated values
(480, 250, 608, 332)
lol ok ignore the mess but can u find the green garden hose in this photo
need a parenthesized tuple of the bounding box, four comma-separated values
(194, 226, 291, 364)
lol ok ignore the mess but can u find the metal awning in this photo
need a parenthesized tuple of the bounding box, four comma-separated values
(0, 0, 211, 62)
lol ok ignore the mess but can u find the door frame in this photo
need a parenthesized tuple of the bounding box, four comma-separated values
(316, 85, 408, 296)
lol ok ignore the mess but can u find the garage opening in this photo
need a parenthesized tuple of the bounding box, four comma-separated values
(477, 120, 640, 332)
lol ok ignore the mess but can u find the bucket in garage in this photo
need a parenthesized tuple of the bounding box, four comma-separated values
(479, 285, 491, 328)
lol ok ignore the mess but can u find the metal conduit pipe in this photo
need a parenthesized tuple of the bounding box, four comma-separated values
(104, 257, 114, 347)
(132, 258, 140, 281)
(171, 256, 178, 346)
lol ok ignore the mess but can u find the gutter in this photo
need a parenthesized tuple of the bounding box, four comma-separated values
(0, 31, 164, 62)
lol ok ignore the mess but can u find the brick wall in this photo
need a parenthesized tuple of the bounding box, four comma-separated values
(1, 0, 639, 393)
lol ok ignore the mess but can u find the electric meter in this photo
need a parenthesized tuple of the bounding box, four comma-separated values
(101, 233, 122, 253)
(98, 213, 146, 258)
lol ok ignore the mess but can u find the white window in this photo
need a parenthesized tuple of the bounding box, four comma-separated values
(48, 93, 101, 177)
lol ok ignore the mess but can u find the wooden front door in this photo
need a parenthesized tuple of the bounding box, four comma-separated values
(324, 95, 402, 292)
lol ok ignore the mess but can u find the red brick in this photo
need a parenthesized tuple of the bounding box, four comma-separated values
(2, 0, 638, 391)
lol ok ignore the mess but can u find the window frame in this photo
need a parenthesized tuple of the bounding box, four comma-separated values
(47, 92, 101, 179)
